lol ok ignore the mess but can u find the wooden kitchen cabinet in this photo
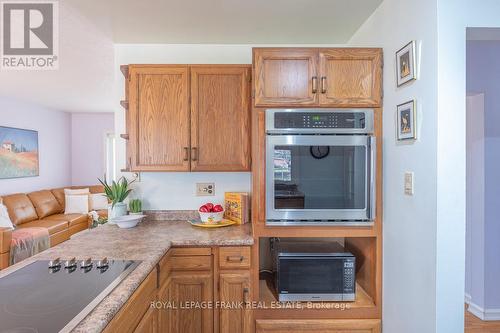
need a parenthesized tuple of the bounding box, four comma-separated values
(134, 307, 158, 333)
(253, 48, 319, 106)
(190, 66, 251, 171)
(219, 271, 252, 333)
(128, 65, 190, 171)
(318, 48, 382, 107)
(123, 65, 251, 172)
(253, 48, 382, 108)
(255, 319, 381, 333)
(159, 271, 214, 333)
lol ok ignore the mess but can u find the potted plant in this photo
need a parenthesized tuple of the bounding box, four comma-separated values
(129, 199, 143, 215)
(98, 176, 135, 220)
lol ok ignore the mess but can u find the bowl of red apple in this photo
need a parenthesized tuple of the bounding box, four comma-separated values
(198, 202, 224, 223)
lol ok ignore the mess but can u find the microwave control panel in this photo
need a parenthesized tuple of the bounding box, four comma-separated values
(274, 112, 366, 129)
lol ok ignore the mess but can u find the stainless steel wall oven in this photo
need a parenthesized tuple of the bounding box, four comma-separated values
(265, 109, 376, 226)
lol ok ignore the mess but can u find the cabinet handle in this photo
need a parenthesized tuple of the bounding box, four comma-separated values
(312, 76, 318, 94)
(183, 147, 189, 161)
(226, 255, 244, 262)
(191, 147, 198, 161)
(321, 76, 327, 94)
(243, 287, 249, 303)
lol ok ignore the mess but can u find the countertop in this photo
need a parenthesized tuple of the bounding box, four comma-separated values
(0, 220, 253, 333)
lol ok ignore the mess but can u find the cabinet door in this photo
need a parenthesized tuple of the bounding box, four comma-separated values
(219, 271, 252, 333)
(253, 48, 318, 106)
(129, 66, 190, 171)
(319, 48, 382, 107)
(255, 319, 381, 333)
(159, 272, 213, 333)
(190, 66, 251, 171)
(134, 306, 158, 333)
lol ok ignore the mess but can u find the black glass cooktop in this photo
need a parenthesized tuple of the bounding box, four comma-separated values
(0, 259, 140, 333)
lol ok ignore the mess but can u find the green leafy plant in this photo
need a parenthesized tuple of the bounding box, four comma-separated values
(98, 176, 135, 208)
(129, 199, 142, 213)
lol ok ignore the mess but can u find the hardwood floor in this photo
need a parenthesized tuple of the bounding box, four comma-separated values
(465, 305, 500, 332)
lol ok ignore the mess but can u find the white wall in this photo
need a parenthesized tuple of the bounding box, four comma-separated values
(349, 0, 439, 331)
(0, 97, 71, 195)
(114, 44, 339, 210)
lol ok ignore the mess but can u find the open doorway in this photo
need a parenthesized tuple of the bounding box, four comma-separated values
(465, 27, 500, 332)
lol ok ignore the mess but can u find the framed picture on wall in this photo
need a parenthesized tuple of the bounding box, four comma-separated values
(397, 100, 417, 140)
(0, 126, 39, 179)
(396, 41, 417, 87)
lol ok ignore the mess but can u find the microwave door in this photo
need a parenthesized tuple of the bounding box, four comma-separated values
(266, 135, 376, 223)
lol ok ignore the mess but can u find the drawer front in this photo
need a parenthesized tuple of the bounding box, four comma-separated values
(170, 255, 212, 271)
(255, 319, 381, 333)
(170, 247, 212, 256)
(104, 269, 158, 333)
(219, 247, 251, 269)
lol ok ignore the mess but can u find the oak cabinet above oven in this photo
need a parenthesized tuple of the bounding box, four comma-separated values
(253, 48, 382, 108)
(122, 65, 251, 172)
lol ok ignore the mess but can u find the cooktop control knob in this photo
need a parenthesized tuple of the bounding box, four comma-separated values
(48, 258, 61, 268)
(65, 257, 77, 269)
(80, 258, 93, 269)
(97, 257, 109, 269)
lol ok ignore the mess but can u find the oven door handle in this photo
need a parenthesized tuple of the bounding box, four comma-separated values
(368, 136, 377, 221)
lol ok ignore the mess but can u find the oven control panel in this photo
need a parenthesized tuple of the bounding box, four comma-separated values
(274, 112, 366, 129)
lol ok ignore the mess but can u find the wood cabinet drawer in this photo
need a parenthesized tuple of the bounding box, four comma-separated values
(219, 247, 251, 269)
(104, 268, 158, 333)
(170, 255, 212, 271)
(255, 319, 381, 333)
(170, 247, 212, 256)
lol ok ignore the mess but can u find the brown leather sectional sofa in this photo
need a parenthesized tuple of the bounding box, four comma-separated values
(0, 185, 108, 270)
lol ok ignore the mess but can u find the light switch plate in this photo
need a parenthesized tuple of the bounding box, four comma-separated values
(404, 172, 414, 195)
(196, 183, 215, 196)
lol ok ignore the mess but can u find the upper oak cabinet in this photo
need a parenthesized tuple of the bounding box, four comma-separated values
(123, 65, 251, 172)
(253, 48, 318, 106)
(253, 48, 382, 108)
(128, 65, 190, 172)
(190, 66, 251, 171)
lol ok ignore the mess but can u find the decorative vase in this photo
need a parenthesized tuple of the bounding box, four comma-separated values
(108, 202, 127, 223)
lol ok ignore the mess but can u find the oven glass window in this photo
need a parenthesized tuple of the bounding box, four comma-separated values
(273, 145, 366, 210)
(278, 258, 345, 293)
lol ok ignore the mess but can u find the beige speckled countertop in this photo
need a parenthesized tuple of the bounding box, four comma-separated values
(0, 220, 253, 333)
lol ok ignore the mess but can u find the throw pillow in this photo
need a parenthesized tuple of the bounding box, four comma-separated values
(89, 193, 108, 210)
(0, 203, 14, 230)
(64, 188, 90, 195)
(64, 195, 89, 214)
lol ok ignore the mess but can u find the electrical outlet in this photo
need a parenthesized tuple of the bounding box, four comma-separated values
(196, 183, 215, 196)
(404, 172, 414, 195)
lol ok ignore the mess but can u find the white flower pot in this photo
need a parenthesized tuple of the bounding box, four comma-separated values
(108, 202, 127, 223)
(129, 211, 143, 216)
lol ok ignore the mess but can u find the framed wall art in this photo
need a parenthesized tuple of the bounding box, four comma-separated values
(397, 100, 417, 141)
(0, 126, 39, 179)
(396, 41, 417, 87)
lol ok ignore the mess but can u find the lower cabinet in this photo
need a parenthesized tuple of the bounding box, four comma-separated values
(255, 319, 381, 333)
(134, 307, 158, 333)
(219, 271, 252, 333)
(159, 271, 214, 333)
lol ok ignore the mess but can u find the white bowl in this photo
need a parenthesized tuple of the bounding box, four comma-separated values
(113, 214, 147, 229)
(198, 210, 224, 224)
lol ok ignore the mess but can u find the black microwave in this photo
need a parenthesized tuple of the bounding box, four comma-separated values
(271, 240, 356, 302)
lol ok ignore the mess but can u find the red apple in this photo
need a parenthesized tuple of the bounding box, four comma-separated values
(199, 205, 210, 212)
(213, 205, 224, 212)
(205, 203, 214, 212)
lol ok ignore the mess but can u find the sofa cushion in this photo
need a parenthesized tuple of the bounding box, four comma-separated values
(73, 185, 104, 194)
(45, 213, 87, 227)
(50, 188, 66, 211)
(1, 194, 38, 226)
(27, 190, 62, 219)
(17, 219, 68, 235)
(0, 227, 12, 254)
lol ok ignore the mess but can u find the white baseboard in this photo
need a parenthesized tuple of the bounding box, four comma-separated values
(468, 301, 500, 321)
(465, 293, 471, 305)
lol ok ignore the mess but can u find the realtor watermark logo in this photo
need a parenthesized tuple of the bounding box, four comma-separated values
(0, 0, 58, 70)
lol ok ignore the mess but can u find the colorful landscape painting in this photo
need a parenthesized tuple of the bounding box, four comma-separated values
(0, 126, 39, 179)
